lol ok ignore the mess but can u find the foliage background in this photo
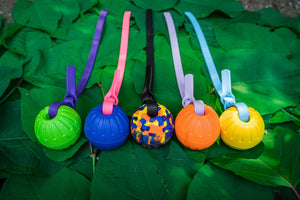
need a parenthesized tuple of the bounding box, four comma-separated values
(0, 0, 300, 199)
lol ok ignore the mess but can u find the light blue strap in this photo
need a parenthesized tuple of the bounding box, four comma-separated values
(221, 70, 249, 122)
(185, 11, 249, 122)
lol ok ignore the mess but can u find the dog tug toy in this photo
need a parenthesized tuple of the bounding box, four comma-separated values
(185, 12, 265, 150)
(34, 10, 108, 150)
(130, 10, 174, 148)
(84, 11, 131, 150)
(164, 12, 220, 150)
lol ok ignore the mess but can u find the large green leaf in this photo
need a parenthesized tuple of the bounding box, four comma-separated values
(78, 0, 98, 14)
(187, 163, 274, 200)
(0, 51, 23, 98)
(256, 8, 300, 34)
(91, 139, 200, 200)
(0, 100, 61, 176)
(39, 168, 91, 200)
(12, 0, 62, 33)
(68, 156, 93, 181)
(270, 108, 300, 125)
(3, 27, 52, 57)
(0, 23, 23, 47)
(208, 127, 300, 188)
(0, 174, 46, 200)
(214, 23, 300, 57)
(12, 0, 87, 34)
(0, 100, 37, 174)
(0, 168, 90, 200)
(43, 136, 88, 162)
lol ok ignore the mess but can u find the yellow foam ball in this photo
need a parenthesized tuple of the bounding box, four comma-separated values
(220, 107, 265, 150)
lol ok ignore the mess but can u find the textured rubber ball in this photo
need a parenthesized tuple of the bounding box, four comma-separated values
(34, 105, 81, 150)
(220, 106, 265, 150)
(130, 104, 174, 148)
(175, 104, 220, 150)
(84, 104, 129, 150)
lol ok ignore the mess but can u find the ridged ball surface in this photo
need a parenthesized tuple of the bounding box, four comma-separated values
(175, 104, 220, 150)
(220, 106, 265, 150)
(130, 104, 174, 148)
(84, 104, 129, 150)
(34, 105, 81, 150)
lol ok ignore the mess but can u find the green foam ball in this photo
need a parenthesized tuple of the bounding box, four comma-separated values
(34, 105, 81, 150)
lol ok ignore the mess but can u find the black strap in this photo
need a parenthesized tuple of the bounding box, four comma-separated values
(141, 9, 158, 118)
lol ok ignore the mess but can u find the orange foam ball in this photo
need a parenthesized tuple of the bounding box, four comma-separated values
(175, 104, 220, 150)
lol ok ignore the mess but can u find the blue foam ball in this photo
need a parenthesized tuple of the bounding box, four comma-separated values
(84, 104, 129, 150)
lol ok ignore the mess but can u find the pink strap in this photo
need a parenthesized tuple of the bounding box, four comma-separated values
(102, 11, 131, 115)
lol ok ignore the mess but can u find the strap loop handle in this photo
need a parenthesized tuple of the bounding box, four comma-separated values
(185, 12, 249, 122)
(102, 11, 131, 115)
(48, 9, 108, 119)
(164, 12, 205, 116)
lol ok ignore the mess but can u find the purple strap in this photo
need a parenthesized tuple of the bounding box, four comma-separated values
(48, 9, 108, 119)
(163, 12, 205, 115)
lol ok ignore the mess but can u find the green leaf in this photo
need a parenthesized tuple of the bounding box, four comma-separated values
(78, 0, 97, 14)
(187, 163, 274, 200)
(39, 168, 91, 200)
(0, 23, 23, 47)
(0, 101, 34, 172)
(0, 100, 61, 175)
(175, 0, 244, 18)
(0, 152, 32, 175)
(91, 139, 200, 200)
(55, 0, 80, 29)
(12, 0, 62, 33)
(0, 168, 90, 200)
(215, 24, 300, 58)
(97, 0, 130, 16)
(23, 41, 92, 88)
(3, 27, 52, 57)
(208, 127, 300, 187)
(0, 174, 46, 200)
(0, 51, 23, 98)
(12, 0, 83, 34)
(132, 0, 178, 11)
(288, 104, 300, 116)
(68, 155, 93, 181)
(43, 136, 88, 162)
(256, 8, 300, 33)
(270, 108, 300, 124)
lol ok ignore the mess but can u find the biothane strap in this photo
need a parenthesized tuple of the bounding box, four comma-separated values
(48, 9, 108, 119)
(141, 9, 158, 118)
(184, 12, 249, 122)
(102, 11, 131, 115)
(163, 12, 205, 115)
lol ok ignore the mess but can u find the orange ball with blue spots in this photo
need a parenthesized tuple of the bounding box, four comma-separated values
(130, 104, 174, 148)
